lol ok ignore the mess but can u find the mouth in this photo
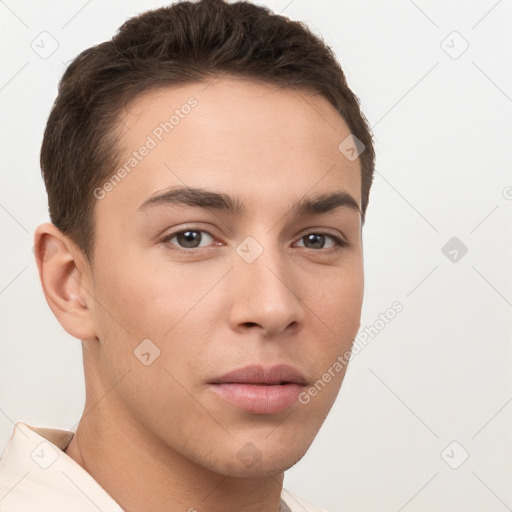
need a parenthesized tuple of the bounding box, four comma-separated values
(208, 364, 308, 415)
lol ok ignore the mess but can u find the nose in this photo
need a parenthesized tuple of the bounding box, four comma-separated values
(227, 239, 306, 338)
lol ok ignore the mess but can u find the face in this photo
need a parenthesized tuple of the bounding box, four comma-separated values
(84, 76, 364, 476)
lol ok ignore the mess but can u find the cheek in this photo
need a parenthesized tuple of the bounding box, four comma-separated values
(306, 263, 364, 370)
(92, 255, 183, 334)
(302, 273, 363, 413)
(90, 256, 219, 377)
(319, 262, 364, 326)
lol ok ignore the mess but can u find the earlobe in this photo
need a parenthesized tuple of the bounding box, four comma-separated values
(34, 223, 97, 340)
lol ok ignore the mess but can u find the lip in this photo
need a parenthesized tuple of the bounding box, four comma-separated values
(208, 364, 308, 414)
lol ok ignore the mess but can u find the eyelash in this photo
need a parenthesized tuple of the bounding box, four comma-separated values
(159, 228, 349, 255)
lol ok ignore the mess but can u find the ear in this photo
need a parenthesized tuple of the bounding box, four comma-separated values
(34, 223, 97, 340)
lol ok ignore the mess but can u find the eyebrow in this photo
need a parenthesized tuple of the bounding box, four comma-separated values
(137, 186, 361, 217)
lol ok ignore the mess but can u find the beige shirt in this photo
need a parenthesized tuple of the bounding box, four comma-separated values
(0, 422, 329, 511)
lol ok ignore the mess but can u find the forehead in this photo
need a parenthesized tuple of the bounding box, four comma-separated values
(96, 76, 362, 219)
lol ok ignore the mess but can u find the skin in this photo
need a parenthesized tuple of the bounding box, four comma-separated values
(34, 76, 364, 512)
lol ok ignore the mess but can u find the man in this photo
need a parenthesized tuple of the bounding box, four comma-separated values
(0, 0, 375, 510)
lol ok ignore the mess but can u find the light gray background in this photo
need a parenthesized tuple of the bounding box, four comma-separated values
(1, 1, 511, 510)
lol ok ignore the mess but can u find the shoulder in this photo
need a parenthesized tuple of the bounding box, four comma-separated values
(281, 488, 334, 512)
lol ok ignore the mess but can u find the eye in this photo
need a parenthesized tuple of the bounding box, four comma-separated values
(295, 232, 348, 251)
(159, 228, 348, 254)
(161, 229, 216, 251)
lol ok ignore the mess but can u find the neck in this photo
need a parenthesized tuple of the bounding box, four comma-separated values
(65, 340, 285, 512)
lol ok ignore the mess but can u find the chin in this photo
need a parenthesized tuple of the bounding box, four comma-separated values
(200, 432, 316, 477)
(214, 451, 309, 478)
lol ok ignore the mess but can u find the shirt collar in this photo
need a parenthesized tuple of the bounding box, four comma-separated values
(0, 422, 124, 511)
(0, 422, 322, 511)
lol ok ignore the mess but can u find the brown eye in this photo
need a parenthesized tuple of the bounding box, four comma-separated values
(161, 229, 215, 250)
(303, 233, 327, 249)
(296, 233, 347, 250)
(176, 230, 203, 248)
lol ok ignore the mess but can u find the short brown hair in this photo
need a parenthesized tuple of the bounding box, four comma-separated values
(40, 0, 375, 262)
